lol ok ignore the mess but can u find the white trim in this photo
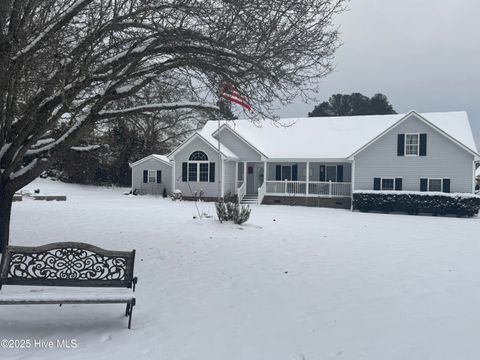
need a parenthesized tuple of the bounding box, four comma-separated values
(404, 133, 420, 156)
(234, 161, 238, 194)
(380, 177, 395, 191)
(148, 170, 157, 183)
(172, 161, 176, 192)
(221, 159, 225, 197)
(426, 178, 445, 192)
(349, 111, 480, 160)
(130, 154, 172, 168)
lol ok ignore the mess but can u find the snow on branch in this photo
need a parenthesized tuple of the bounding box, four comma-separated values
(97, 102, 219, 118)
(70, 145, 101, 152)
(12, 0, 93, 60)
(25, 115, 89, 156)
(9, 159, 39, 180)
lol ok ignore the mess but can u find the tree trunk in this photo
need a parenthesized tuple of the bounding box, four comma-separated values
(0, 184, 13, 254)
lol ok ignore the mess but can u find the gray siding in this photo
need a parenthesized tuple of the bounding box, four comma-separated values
(216, 128, 262, 160)
(173, 137, 225, 198)
(267, 162, 352, 182)
(132, 158, 172, 195)
(354, 114, 475, 193)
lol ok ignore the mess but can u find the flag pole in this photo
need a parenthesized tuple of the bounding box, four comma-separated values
(217, 115, 221, 202)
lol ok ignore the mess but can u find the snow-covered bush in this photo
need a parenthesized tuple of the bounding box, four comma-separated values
(171, 189, 183, 201)
(215, 201, 251, 224)
(353, 191, 480, 217)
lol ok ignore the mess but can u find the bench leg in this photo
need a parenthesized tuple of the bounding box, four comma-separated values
(125, 303, 130, 317)
(128, 303, 134, 329)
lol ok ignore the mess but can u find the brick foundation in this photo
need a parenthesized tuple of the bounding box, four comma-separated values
(261, 196, 351, 209)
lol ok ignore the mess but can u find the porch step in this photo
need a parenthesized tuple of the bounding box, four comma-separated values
(240, 194, 259, 205)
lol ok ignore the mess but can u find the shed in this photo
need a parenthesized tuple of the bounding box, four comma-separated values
(130, 154, 172, 195)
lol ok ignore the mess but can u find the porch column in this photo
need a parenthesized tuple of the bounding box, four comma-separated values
(243, 161, 247, 185)
(306, 161, 310, 196)
(221, 159, 225, 198)
(263, 161, 267, 186)
(235, 161, 238, 193)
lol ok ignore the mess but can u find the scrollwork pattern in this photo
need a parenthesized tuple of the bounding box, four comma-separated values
(8, 248, 127, 281)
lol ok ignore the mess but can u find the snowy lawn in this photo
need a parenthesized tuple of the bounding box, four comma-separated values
(2, 178, 480, 360)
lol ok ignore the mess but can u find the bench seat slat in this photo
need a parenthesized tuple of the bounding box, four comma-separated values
(0, 288, 135, 304)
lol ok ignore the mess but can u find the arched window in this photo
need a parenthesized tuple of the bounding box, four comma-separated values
(189, 151, 208, 161)
(188, 151, 210, 182)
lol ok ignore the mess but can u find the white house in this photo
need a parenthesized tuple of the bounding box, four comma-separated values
(135, 111, 479, 207)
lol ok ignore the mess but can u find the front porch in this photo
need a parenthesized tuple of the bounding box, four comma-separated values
(235, 161, 353, 205)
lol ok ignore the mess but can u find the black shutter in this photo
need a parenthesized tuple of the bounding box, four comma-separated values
(337, 165, 344, 182)
(209, 162, 215, 182)
(182, 162, 187, 181)
(397, 134, 405, 156)
(395, 178, 402, 190)
(275, 165, 281, 180)
(419, 133, 427, 156)
(373, 177, 381, 190)
(143, 170, 148, 183)
(442, 178, 450, 193)
(319, 165, 326, 181)
(420, 178, 428, 192)
(292, 164, 298, 181)
(157, 170, 162, 183)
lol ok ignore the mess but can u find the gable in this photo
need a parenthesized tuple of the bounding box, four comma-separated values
(350, 112, 479, 160)
(214, 126, 263, 161)
(171, 135, 223, 163)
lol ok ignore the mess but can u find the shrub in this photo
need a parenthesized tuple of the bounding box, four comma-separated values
(215, 201, 251, 224)
(353, 191, 480, 217)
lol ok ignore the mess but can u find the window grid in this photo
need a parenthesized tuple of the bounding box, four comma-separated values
(428, 178, 442, 192)
(148, 170, 156, 183)
(381, 178, 394, 191)
(199, 163, 209, 182)
(405, 134, 419, 156)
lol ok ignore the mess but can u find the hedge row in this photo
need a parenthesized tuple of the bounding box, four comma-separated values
(352, 191, 480, 217)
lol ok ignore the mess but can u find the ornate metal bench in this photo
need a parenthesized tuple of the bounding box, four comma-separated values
(0, 242, 138, 329)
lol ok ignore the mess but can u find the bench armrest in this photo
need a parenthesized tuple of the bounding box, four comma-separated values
(132, 277, 138, 292)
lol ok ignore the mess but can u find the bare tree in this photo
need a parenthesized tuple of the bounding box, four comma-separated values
(0, 0, 345, 251)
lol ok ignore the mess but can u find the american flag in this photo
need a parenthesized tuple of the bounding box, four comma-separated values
(220, 83, 252, 111)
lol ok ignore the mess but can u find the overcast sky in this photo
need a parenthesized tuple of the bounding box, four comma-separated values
(278, 0, 480, 148)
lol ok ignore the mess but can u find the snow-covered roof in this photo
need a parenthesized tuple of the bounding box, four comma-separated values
(130, 154, 172, 167)
(200, 111, 478, 160)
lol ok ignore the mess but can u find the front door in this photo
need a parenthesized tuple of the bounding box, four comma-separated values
(246, 164, 264, 194)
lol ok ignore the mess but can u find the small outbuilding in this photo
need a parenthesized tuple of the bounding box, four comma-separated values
(130, 154, 172, 195)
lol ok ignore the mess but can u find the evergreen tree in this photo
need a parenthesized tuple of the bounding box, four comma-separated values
(309, 93, 396, 117)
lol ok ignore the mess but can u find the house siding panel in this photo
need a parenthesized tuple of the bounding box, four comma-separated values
(216, 128, 262, 160)
(354, 114, 475, 193)
(173, 137, 224, 198)
(132, 158, 172, 195)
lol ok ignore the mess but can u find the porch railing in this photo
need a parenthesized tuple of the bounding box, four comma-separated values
(257, 181, 266, 205)
(237, 180, 246, 203)
(265, 180, 351, 197)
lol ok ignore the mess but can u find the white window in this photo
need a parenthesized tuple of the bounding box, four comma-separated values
(381, 178, 395, 190)
(148, 170, 156, 183)
(405, 134, 419, 156)
(428, 179, 442, 192)
(188, 151, 209, 182)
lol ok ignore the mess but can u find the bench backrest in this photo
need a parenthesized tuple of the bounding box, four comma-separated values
(0, 242, 136, 288)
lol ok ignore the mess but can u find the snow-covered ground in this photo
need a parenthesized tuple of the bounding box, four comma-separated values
(2, 178, 480, 360)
